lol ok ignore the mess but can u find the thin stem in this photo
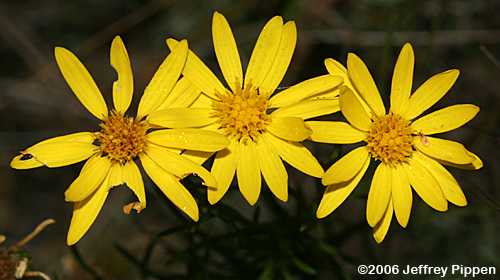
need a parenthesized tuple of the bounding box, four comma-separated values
(9, 219, 55, 252)
(70, 246, 103, 280)
(23, 271, 52, 280)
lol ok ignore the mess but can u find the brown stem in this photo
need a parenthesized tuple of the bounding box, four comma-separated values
(9, 219, 55, 252)
(23, 271, 52, 280)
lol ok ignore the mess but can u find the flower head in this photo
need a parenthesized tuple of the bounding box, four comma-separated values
(147, 12, 343, 205)
(310, 43, 482, 243)
(10, 36, 229, 245)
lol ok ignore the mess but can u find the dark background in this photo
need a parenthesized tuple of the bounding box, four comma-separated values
(0, 0, 498, 279)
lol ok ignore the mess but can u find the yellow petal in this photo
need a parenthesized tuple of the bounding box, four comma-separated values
(30, 142, 97, 168)
(212, 11, 243, 92)
(414, 152, 467, 207)
(339, 86, 372, 131)
(269, 75, 343, 108)
(347, 53, 385, 116)
(110, 36, 133, 113)
(156, 77, 202, 110)
(372, 200, 393, 243)
(271, 98, 340, 120)
(390, 43, 414, 115)
(122, 161, 146, 211)
(404, 69, 460, 119)
(244, 16, 283, 91)
(467, 152, 483, 170)
(143, 144, 216, 189)
(316, 157, 370, 218)
(178, 124, 219, 165)
(147, 108, 215, 128)
(411, 104, 479, 135)
(180, 150, 213, 165)
(166, 38, 228, 99)
(108, 163, 123, 188)
(259, 21, 297, 97)
(10, 154, 44, 169)
(263, 133, 324, 178)
(236, 142, 261, 205)
(209, 141, 238, 204)
(314, 88, 341, 101)
(12, 132, 97, 168)
(323, 59, 350, 101)
(391, 164, 412, 227)
(29, 131, 95, 144)
(324, 58, 350, 87)
(306, 121, 366, 144)
(405, 156, 448, 211)
(414, 136, 476, 166)
(325, 58, 372, 114)
(366, 163, 392, 227)
(140, 154, 199, 221)
(190, 93, 215, 108)
(267, 116, 311, 142)
(257, 140, 288, 202)
(309, 91, 339, 100)
(147, 128, 229, 152)
(138, 40, 188, 117)
(54, 47, 108, 120)
(67, 179, 109, 245)
(64, 155, 112, 202)
(322, 146, 369, 186)
(440, 150, 483, 170)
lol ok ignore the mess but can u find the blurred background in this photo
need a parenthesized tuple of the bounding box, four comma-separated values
(0, 0, 499, 279)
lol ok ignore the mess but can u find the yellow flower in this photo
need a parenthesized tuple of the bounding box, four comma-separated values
(310, 43, 482, 243)
(147, 12, 343, 205)
(10, 36, 229, 245)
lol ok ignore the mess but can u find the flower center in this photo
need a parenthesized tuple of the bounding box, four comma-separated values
(212, 87, 270, 142)
(95, 112, 148, 163)
(365, 113, 413, 165)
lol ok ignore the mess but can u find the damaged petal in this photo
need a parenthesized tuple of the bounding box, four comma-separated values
(20, 153, 34, 160)
(11, 153, 45, 170)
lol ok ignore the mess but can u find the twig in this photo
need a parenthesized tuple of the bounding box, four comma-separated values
(78, 0, 172, 56)
(9, 219, 55, 252)
(70, 246, 103, 280)
(114, 243, 169, 279)
(0, 6, 49, 72)
(469, 184, 500, 213)
(141, 225, 188, 274)
(23, 271, 52, 280)
(456, 173, 500, 213)
(309, 29, 500, 46)
(480, 45, 500, 71)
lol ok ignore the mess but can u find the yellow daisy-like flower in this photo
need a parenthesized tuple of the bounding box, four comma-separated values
(147, 12, 343, 205)
(10, 36, 229, 245)
(310, 43, 482, 243)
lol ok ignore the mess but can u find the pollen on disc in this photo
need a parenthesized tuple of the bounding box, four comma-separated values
(95, 112, 148, 163)
(366, 113, 413, 165)
(212, 86, 270, 143)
